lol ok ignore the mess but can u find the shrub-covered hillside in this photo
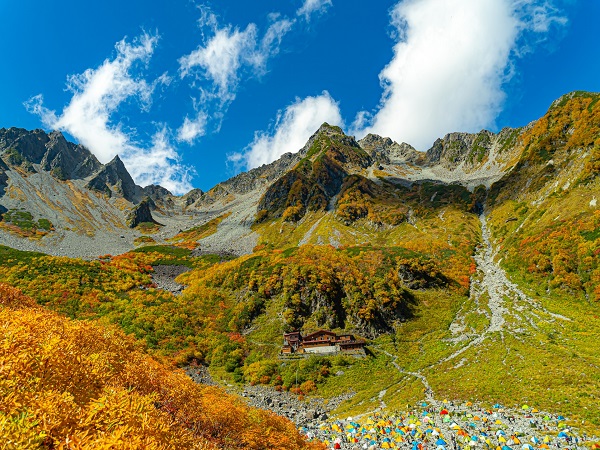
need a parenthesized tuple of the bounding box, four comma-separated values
(0, 283, 323, 449)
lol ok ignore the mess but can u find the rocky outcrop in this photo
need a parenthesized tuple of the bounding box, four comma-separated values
(256, 124, 372, 222)
(41, 131, 102, 180)
(0, 128, 101, 179)
(181, 188, 204, 206)
(86, 155, 141, 202)
(126, 198, 160, 228)
(142, 184, 174, 210)
(194, 151, 301, 207)
(151, 264, 190, 295)
(0, 128, 50, 163)
(0, 157, 8, 196)
(359, 133, 422, 164)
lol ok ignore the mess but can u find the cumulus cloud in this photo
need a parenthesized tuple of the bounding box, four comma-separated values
(177, 113, 208, 143)
(179, 8, 294, 105)
(230, 92, 342, 169)
(122, 127, 195, 194)
(177, 4, 333, 145)
(26, 33, 193, 194)
(356, 0, 567, 150)
(179, 24, 258, 102)
(297, 0, 333, 21)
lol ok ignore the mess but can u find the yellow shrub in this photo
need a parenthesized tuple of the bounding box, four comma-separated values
(0, 284, 324, 450)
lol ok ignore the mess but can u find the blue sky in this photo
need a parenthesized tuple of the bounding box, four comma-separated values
(1, 0, 599, 194)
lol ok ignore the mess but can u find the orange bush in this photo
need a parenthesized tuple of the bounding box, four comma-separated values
(0, 284, 324, 450)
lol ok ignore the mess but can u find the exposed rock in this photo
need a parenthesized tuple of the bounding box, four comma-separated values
(184, 364, 218, 386)
(151, 264, 190, 295)
(41, 131, 102, 180)
(195, 151, 300, 207)
(256, 123, 372, 222)
(0, 158, 7, 196)
(126, 198, 161, 228)
(143, 184, 174, 210)
(0, 128, 101, 180)
(86, 155, 141, 202)
(181, 188, 204, 206)
(239, 384, 355, 427)
(424, 130, 495, 170)
(0, 127, 50, 163)
(358, 133, 421, 164)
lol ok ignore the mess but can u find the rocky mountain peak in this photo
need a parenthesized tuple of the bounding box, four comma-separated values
(86, 154, 141, 202)
(358, 133, 421, 164)
(41, 131, 102, 180)
(424, 130, 496, 170)
(0, 127, 50, 164)
(0, 128, 102, 180)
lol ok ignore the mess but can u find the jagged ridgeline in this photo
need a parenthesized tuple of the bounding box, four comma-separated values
(0, 91, 599, 440)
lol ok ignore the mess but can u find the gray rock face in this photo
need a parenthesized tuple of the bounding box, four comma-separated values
(358, 133, 421, 164)
(41, 131, 102, 180)
(181, 188, 204, 206)
(0, 128, 101, 180)
(0, 127, 50, 163)
(86, 155, 141, 202)
(195, 152, 301, 207)
(0, 158, 7, 196)
(126, 198, 160, 228)
(151, 264, 190, 295)
(142, 184, 174, 210)
(424, 130, 495, 170)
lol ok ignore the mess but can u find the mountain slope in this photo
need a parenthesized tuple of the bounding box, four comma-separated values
(0, 92, 599, 435)
(0, 283, 322, 449)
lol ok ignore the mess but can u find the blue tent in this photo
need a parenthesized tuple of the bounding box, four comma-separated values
(558, 432, 569, 438)
(436, 439, 448, 446)
(502, 446, 513, 450)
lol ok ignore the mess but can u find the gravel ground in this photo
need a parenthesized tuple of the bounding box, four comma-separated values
(241, 384, 355, 428)
(151, 264, 190, 295)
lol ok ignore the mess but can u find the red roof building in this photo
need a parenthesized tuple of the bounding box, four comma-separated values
(281, 329, 365, 355)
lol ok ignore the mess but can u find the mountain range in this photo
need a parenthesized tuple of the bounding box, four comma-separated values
(0, 91, 599, 446)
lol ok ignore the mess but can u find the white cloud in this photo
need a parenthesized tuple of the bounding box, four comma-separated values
(231, 92, 342, 169)
(122, 127, 195, 194)
(26, 33, 193, 195)
(297, 0, 333, 21)
(177, 113, 208, 143)
(179, 24, 258, 103)
(356, 0, 567, 150)
(179, 9, 294, 105)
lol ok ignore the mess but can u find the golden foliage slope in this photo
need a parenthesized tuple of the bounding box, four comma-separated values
(0, 284, 324, 450)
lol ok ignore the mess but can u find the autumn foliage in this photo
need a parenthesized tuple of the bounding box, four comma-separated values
(0, 284, 324, 449)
